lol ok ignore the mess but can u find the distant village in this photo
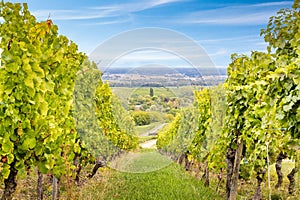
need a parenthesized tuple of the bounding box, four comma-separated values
(101, 67, 226, 87)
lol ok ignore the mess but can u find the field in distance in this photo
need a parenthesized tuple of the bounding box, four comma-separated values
(111, 86, 200, 110)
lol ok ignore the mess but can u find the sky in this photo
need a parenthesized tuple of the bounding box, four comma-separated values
(2, 0, 294, 69)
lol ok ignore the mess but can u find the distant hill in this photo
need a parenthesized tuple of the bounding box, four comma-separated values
(100, 66, 226, 87)
(100, 67, 227, 77)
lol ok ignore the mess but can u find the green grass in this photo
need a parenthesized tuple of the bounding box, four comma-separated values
(79, 149, 222, 200)
(111, 86, 201, 99)
(6, 152, 298, 200)
(111, 86, 200, 111)
(112, 87, 176, 98)
(133, 87, 176, 97)
(111, 87, 135, 99)
(109, 149, 172, 173)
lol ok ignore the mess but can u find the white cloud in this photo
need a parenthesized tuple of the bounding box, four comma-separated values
(91, 0, 184, 12)
(117, 50, 183, 61)
(177, 1, 293, 25)
(188, 12, 273, 25)
(85, 19, 130, 26)
(33, 0, 185, 21)
(107, 49, 194, 68)
(243, 1, 293, 8)
(33, 9, 117, 21)
(198, 35, 261, 44)
(198, 35, 268, 56)
(208, 49, 228, 57)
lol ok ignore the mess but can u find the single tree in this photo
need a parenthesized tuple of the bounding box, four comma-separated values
(150, 87, 154, 97)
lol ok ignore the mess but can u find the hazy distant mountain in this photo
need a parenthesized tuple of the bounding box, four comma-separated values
(100, 66, 226, 77)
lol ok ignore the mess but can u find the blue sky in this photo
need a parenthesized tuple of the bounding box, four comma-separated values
(4, 0, 294, 69)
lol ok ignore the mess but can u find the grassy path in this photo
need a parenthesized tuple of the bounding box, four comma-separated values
(139, 139, 157, 148)
(79, 150, 222, 200)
